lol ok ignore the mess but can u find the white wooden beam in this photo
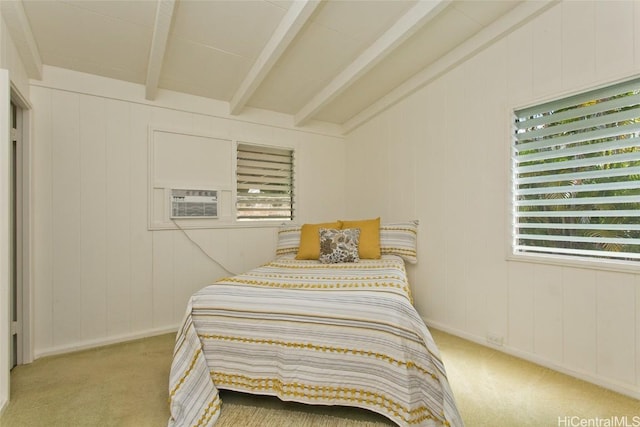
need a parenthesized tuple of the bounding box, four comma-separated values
(230, 0, 321, 115)
(294, 0, 450, 127)
(343, 0, 559, 134)
(145, 0, 176, 100)
(0, 0, 43, 79)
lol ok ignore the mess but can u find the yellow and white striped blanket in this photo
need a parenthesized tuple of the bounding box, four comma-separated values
(168, 255, 463, 427)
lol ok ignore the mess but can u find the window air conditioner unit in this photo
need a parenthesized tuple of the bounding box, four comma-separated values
(170, 189, 218, 219)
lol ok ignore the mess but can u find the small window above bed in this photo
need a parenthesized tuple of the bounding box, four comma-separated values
(236, 143, 294, 221)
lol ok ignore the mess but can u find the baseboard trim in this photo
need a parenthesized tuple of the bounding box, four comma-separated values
(0, 397, 7, 419)
(33, 325, 179, 360)
(424, 318, 640, 401)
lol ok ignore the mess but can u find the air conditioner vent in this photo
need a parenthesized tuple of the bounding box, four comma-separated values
(171, 189, 218, 218)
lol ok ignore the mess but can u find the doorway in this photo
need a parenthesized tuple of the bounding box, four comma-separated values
(9, 89, 31, 368)
(10, 100, 22, 369)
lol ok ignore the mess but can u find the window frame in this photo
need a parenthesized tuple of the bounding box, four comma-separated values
(508, 77, 640, 272)
(235, 141, 296, 223)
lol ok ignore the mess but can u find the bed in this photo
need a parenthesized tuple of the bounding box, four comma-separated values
(168, 221, 463, 427)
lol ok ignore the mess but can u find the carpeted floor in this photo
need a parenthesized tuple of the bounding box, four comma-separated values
(1, 329, 638, 426)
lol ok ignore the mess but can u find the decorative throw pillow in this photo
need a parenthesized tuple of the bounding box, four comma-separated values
(319, 228, 360, 264)
(296, 221, 342, 260)
(276, 226, 301, 256)
(380, 221, 418, 263)
(339, 217, 381, 259)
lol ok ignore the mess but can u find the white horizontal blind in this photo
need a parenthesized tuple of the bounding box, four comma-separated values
(236, 143, 294, 220)
(513, 78, 640, 262)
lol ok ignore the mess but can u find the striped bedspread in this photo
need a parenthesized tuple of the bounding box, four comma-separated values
(168, 255, 463, 427)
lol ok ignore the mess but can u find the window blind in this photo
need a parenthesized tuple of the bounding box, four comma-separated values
(236, 143, 294, 221)
(513, 78, 640, 262)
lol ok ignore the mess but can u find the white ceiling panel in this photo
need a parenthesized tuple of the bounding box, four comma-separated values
(62, 0, 157, 28)
(14, 0, 535, 132)
(265, 0, 294, 11)
(453, 0, 522, 27)
(161, 35, 252, 101)
(23, 0, 153, 83)
(247, 15, 370, 114)
(171, 0, 288, 60)
(311, 0, 417, 42)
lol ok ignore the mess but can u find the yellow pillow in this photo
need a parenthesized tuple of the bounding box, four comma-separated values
(340, 217, 381, 259)
(296, 221, 342, 260)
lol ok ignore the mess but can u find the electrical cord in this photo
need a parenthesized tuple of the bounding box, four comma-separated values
(171, 219, 240, 276)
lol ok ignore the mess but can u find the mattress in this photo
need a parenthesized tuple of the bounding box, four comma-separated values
(168, 254, 463, 427)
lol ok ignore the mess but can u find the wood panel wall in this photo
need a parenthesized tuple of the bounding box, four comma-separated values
(346, 1, 640, 399)
(30, 70, 346, 357)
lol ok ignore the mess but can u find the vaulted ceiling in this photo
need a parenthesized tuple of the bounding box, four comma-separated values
(2, 0, 553, 132)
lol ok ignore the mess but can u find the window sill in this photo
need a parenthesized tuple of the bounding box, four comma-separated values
(507, 252, 640, 274)
(149, 219, 292, 231)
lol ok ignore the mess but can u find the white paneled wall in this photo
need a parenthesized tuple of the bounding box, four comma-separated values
(346, 1, 640, 398)
(30, 68, 346, 357)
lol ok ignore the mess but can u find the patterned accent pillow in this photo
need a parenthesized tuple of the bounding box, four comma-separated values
(276, 226, 301, 256)
(380, 221, 418, 264)
(319, 228, 360, 264)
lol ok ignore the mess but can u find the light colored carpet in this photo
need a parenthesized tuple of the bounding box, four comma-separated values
(1, 329, 638, 427)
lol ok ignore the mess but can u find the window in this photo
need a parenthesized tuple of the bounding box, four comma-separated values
(512, 78, 640, 262)
(236, 143, 294, 221)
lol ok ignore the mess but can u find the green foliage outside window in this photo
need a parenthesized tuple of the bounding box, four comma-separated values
(514, 82, 640, 261)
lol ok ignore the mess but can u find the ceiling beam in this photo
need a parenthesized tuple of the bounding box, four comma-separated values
(294, 0, 450, 127)
(342, 0, 559, 134)
(229, 0, 321, 116)
(0, 0, 43, 80)
(145, 0, 176, 100)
